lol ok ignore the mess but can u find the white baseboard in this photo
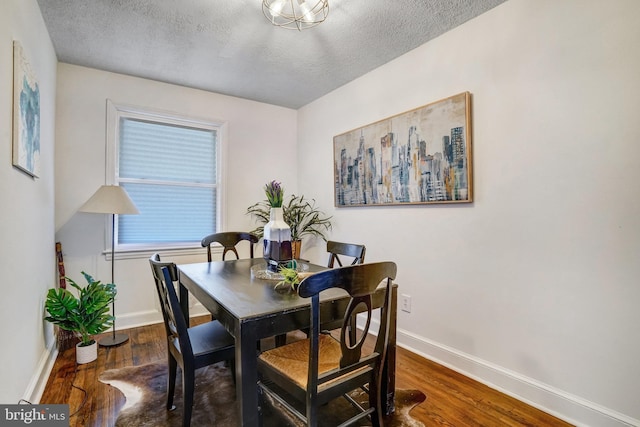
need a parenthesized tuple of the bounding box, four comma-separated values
(115, 309, 164, 330)
(113, 303, 210, 331)
(28, 343, 58, 404)
(397, 328, 638, 427)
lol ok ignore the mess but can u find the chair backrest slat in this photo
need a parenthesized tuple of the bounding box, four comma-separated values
(326, 241, 366, 267)
(201, 231, 259, 262)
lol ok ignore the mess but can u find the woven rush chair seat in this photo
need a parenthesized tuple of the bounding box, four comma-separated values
(259, 334, 373, 391)
(257, 261, 397, 427)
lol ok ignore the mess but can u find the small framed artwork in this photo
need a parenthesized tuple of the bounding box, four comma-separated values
(333, 92, 472, 207)
(12, 41, 41, 178)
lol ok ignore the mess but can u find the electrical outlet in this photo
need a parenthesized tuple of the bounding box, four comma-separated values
(400, 294, 411, 313)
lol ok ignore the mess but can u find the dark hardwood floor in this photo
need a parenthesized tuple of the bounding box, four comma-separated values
(40, 317, 573, 426)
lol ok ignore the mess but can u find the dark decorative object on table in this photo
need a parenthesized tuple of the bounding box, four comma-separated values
(247, 186, 332, 261)
(258, 181, 293, 272)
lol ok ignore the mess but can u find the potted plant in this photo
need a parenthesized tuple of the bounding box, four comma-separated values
(247, 191, 332, 259)
(274, 265, 315, 291)
(44, 272, 116, 364)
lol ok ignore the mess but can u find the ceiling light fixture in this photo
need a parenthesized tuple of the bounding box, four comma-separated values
(262, 0, 329, 31)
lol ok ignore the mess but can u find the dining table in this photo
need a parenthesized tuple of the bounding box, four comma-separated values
(177, 257, 398, 427)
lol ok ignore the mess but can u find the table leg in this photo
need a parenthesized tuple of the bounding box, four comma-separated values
(382, 285, 398, 415)
(235, 321, 260, 427)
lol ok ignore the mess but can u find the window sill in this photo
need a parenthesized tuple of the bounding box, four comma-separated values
(104, 245, 206, 261)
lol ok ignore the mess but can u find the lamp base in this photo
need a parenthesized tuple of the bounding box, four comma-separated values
(99, 333, 129, 347)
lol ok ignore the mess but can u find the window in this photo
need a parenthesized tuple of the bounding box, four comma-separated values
(107, 102, 222, 251)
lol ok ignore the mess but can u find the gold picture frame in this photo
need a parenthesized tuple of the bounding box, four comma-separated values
(333, 92, 472, 206)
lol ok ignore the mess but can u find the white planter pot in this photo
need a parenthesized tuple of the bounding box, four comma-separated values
(76, 341, 98, 364)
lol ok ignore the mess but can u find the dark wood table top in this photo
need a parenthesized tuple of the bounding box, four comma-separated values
(177, 258, 346, 321)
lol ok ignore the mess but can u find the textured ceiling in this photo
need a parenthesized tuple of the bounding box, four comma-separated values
(37, 0, 506, 109)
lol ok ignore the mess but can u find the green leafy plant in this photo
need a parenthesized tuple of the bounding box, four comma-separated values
(275, 266, 301, 291)
(274, 265, 315, 291)
(247, 194, 332, 242)
(264, 180, 284, 208)
(44, 272, 116, 347)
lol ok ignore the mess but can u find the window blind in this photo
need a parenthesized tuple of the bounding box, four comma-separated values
(117, 117, 217, 245)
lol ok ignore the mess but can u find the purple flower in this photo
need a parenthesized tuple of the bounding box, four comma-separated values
(264, 180, 284, 207)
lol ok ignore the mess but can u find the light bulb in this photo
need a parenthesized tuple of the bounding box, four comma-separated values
(269, 0, 286, 17)
(298, 0, 314, 22)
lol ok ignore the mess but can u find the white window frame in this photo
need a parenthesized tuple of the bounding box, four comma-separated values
(106, 100, 227, 258)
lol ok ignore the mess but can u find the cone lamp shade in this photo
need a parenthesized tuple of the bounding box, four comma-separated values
(80, 185, 139, 215)
(79, 185, 139, 346)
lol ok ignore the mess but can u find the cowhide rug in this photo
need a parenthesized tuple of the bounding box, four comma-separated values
(99, 361, 426, 426)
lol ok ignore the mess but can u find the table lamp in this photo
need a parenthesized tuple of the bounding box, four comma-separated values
(79, 185, 139, 346)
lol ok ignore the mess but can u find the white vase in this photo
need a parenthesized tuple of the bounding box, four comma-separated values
(263, 207, 292, 272)
(76, 341, 98, 364)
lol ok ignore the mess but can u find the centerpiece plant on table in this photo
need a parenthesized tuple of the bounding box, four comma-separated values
(247, 182, 332, 259)
(275, 265, 315, 291)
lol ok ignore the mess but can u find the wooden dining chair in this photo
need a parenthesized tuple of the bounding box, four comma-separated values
(149, 253, 235, 427)
(257, 261, 397, 427)
(201, 231, 259, 262)
(326, 240, 366, 267)
(325, 241, 366, 341)
(292, 240, 366, 342)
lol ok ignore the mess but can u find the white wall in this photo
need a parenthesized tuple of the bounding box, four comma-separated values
(297, 0, 640, 426)
(54, 64, 298, 329)
(0, 0, 58, 404)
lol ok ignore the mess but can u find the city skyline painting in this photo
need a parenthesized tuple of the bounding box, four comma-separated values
(333, 92, 472, 207)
